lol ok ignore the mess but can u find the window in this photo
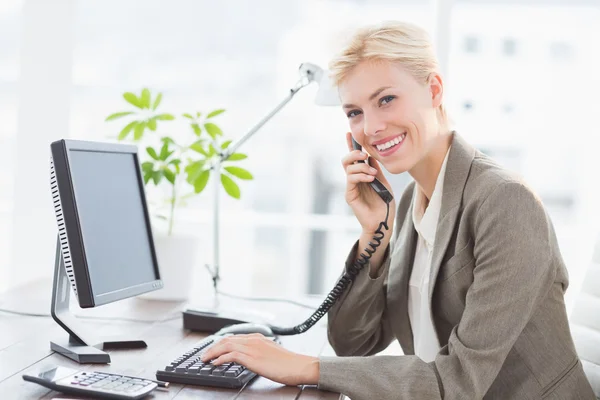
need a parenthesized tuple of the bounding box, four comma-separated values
(464, 35, 480, 53)
(550, 41, 573, 61)
(449, 3, 600, 309)
(502, 38, 517, 56)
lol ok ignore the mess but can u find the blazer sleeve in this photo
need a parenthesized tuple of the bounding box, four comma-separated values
(318, 181, 558, 400)
(326, 239, 396, 357)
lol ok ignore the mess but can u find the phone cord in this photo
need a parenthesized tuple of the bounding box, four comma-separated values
(271, 200, 391, 336)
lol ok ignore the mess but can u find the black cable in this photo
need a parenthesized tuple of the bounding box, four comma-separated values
(215, 290, 317, 310)
(270, 200, 391, 336)
(0, 308, 181, 323)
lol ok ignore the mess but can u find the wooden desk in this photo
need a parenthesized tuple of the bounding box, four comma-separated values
(0, 280, 341, 400)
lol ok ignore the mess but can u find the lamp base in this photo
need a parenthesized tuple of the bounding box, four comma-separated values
(182, 306, 274, 333)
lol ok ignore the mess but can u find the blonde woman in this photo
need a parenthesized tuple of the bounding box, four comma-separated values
(201, 21, 596, 399)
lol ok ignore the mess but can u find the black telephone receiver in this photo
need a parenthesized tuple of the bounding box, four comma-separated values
(351, 137, 393, 204)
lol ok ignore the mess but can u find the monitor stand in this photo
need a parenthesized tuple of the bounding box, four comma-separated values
(50, 236, 147, 364)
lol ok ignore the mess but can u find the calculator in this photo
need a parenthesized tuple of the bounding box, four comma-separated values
(22, 365, 159, 399)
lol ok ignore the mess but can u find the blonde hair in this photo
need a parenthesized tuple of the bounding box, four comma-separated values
(329, 21, 447, 125)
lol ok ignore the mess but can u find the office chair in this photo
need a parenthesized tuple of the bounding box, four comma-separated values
(570, 234, 600, 398)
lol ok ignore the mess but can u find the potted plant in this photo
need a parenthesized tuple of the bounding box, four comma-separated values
(105, 88, 253, 300)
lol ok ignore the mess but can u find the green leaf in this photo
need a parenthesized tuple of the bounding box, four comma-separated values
(147, 117, 157, 131)
(220, 174, 240, 199)
(196, 111, 202, 118)
(204, 122, 222, 139)
(161, 137, 176, 146)
(133, 121, 146, 140)
(106, 111, 134, 121)
(190, 141, 208, 156)
(159, 142, 173, 161)
(221, 140, 232, 149)
(225, 153, 248, 161)
(173, 163, 181, 174)
(152, 93, 163, 110)
(185, 160, 205, 183)
(208, 144, 217, 157)
(118, 121, 138, 140)
(123, 92, 142, 108)
(141, 88, 151, 109)
(152, 170, 163, 185)
(183, 113, 194, 119)
(154, 214, 168, 220)
(207, 109, 225, 118)
(143, 170, 152, 185)
(147, 147, 159, 160)
(163, 168, 176, 184)
(141, 161, 154, 172)
(193, 170, 210, 194)
(224, 166, 253, 180)
(155, 114, 175, 121)
(191, 123, 202, 136)
(169, 158, 181, 166)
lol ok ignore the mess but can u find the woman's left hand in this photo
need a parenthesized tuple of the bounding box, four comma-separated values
(200, 333, 320, 386)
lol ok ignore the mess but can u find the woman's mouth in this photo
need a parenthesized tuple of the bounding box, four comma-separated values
(374, 133, 406, 157)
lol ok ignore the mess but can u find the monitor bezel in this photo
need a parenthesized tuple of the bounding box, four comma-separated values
(50, 139, 163, 308)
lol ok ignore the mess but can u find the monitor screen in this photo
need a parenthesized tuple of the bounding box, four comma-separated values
(66, 148, 160, 303)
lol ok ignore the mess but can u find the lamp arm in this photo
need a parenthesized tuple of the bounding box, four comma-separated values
(219, 79, 311, 161)
(206, 77, 314, 298)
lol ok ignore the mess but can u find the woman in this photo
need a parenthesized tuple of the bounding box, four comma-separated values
(201, 21, 595, 399)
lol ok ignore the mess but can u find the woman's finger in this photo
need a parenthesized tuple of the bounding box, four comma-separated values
(347, 173, 375, 184)
(201, 340, 247, 362)
(345, 131, 354, 152)
(341, 150, 368, 169)
(347, 163, 378, 176)
(213, 351, 251, 366)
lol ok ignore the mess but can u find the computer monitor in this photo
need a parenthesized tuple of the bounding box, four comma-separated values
(49, 139, 163, 364)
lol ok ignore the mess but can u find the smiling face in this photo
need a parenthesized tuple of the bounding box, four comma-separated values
(339, 59, 445, 175)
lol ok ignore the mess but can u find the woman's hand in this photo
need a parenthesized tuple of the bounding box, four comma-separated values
(200, 334, 320, 386)
(343, 132, 396, 235)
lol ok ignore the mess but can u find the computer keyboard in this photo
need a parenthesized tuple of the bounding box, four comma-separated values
(156, 334, 276, 389)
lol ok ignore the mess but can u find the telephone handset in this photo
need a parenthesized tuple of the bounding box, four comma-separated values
(351, 137, 393, 204)
(265, 136, 393, 336)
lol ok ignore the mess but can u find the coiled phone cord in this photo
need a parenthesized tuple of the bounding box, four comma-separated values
(270, 200, 391, 336)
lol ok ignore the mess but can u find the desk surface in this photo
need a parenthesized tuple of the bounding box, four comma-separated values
(0, 280, 340, 400)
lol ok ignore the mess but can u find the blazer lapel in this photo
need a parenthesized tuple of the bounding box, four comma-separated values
(387, 187, 418, 355)
(427, 134, 477, 341)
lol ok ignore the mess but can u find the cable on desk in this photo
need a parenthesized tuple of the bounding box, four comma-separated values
(0, 308, 181, 323)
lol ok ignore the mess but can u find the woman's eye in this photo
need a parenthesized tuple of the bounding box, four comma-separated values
(380, 95, 395, 105)
(347, 110, 362, 118)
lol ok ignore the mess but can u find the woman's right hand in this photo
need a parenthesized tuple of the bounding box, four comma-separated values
(342, 132, 396, 235)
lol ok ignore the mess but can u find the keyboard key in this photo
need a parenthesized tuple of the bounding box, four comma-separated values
(225, 369, 241, 377)
(199, 366, 214, 375)
(211, 366, 228, 376)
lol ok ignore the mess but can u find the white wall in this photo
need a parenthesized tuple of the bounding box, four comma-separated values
(9, 0, 75, 288)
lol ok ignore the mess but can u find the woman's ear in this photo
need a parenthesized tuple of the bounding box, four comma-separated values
(428, 72, 444, 108)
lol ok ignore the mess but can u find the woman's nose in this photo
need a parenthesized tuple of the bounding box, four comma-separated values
(363, 114, 386, 137)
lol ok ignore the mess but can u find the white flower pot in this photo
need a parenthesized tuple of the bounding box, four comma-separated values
(139, 232, 198, 301)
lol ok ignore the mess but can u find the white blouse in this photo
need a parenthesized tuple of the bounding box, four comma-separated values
(408, 148, 451, 362)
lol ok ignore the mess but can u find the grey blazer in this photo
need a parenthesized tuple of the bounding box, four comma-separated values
(317, 133, 596, 399)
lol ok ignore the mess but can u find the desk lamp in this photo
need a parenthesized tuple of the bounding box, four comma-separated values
(182, 63, 340, 332)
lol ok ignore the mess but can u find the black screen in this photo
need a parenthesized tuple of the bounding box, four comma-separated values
(67, 150, 157, 297)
